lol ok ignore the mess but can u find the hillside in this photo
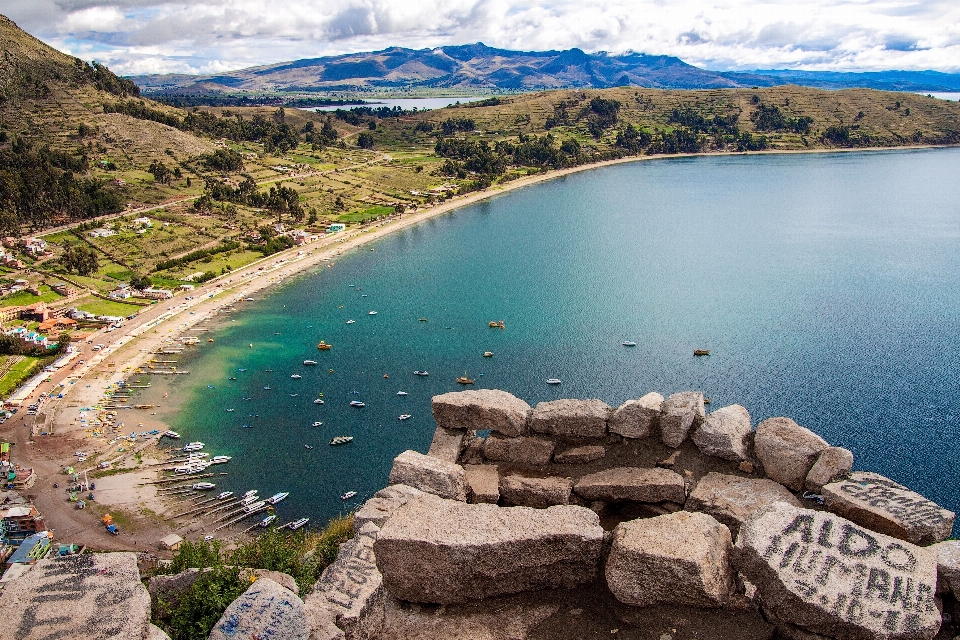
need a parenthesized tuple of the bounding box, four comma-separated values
(132, 42, 960, 100)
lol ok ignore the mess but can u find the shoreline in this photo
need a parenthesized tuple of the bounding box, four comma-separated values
(11, 141, 958, 551)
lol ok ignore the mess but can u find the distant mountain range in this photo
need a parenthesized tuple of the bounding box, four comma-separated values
(132, 43, 960, 97)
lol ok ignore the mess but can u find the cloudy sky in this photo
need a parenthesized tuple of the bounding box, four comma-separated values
(2, 0, 959, 76)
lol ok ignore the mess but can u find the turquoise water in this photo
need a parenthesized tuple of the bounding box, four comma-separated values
(151, 148, 960, 528)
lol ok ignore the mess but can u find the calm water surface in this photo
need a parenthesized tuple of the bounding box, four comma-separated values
(145, 148, 960, 529)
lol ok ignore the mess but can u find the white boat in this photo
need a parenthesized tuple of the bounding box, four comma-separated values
(313, 398, 324, 405)
(242, 490, 258, 498)
(266, 492, 289, 505)
(368, 311, 377, 315)
(396, 391, 408, 396)
(341, 491, 357, 501)
(243, 500, 266, 513)
(289, 518, 309, 530)
(303, 360, 317, 365)
(216, 491, 233, 500)
(263, 386, 272, 390)
(413, 370, 429, 376)
(291, 374, 302, 379)
(622, 341, 637, 347)
(304, 444, 313, 449)
(183, 441, 205, 451)
(330, 436, 353, 446)
(398, 414, 411, 421)
(346, 320, 355, 324)
(192, 482, 216, 490)
(312, 421, 323, 427)
(187, 452, 209, 459)
(210, 455, 232, 464)
(226, 408, 235, 412)
(350, 400, 365, 407)
(259, 515, 277, 527)
(163, 430, 181, 439)
(546, 379, 562, 385)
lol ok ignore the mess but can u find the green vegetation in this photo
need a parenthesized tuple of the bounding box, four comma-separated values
(152, 515, 354, 640)
(0, 356, 42, 398)
(337, 205, 394, 223)
(76, 297, 144, 317)
(0, 285, 62, 306)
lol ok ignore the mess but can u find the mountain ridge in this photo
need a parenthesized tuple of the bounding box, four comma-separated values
(132, 42, 960, 97)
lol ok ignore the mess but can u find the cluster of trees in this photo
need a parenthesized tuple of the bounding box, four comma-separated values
(129, 273, 152, 290)
(545, 97, 621, 139)
(202, 149, 244, 172)
(75, 59, 140, 98)
(61, 241, 100, 275)
(155, 241, 241, 271)
(0, 332, 71, 357)
(0, 139, 123, 234)
(199, 177, 303, 221)
(440, 118, 476, 135)
(149, 160, 179, 184)
(303, 119, 339, 147)
(104, 102, 304, 152)
(435, 132, 586, 183)
(668, 108, 740, 136)
(750, 102, 814, 134)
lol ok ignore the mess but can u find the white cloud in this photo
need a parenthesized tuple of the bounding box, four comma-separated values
(1, 0, 958, 74)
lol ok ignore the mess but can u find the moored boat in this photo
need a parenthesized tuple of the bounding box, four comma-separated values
(622, 341, 637, 347)
(483, 351, 493, 357)
(303, 360, 317, 365)
(313, 398, 324, 404)
(396, 391, 408, 396)
(368, 311, 377, 315)
(546, 379, 562, 385)
(330, 436, 353, 446)
(210, 455, 232, 464)
(289, 518, 309, 530)
(349, 400, 365, 407)
(340, 491, 357, 501)
(489, 320, 504, 328)
(694, 349, 711, 356)
(312, 421, 323, 427)
(192, 482, 216, 490)
(266, 492, 289, 505)
(398, 414, 411, 421)
(163, 430, 181, 439)
(346, 320, 355, 324)
(243, 500, 266, 513)
(183, 441, 205, 452)
(413, 370, 429, 376)
(317, 341, 332, 350)
(291, 374, 302, 379)
(456, 372, 475, 385)
(259, 515, 277, 527)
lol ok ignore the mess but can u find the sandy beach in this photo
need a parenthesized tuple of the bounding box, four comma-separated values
(5, 142, 951, 553)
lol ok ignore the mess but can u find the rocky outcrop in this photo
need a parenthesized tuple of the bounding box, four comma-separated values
(353, 484, 427, 532)
(482, 434, 555, 465)
(426, 427, 466, 463)
(499, 475, 573, 508)
(692, 404, 752, 462)
(210, 577, 308, 640)
(754, 417, 829, 491)
(660, 391, 705, 448)
(821, 471, 956, 545)
(0, 552, 151, 640)
(608, 392, 663, 439)
(805, 446, 854, 492)
(306, 521, 385, 640)
(574, 467, 686, 504)
(239, 569, 299, 595)
(373, 494, 604, 604)
(529, 399, 610, 440)
(553, 445, 605, 464)
(464, 464, 500, 503)
(605, 511, 734, 608)
(432, 389, 531, 437)
(686, 472, 802, 538)
(388, 450, 467, 501)
(734, 501, 940, 640)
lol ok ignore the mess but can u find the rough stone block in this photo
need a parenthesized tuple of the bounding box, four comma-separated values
(805, 446, 853, 492)
(692, 404, 752, 462)
(431, 389, 531, 437)
(606, 511, 734, 608)
(608, 392, 663, 438)
(147, 624, 171, 640)
(529, 398, 611, 439)
(686, 472, 802, 538)
(573, 467, 686, 504)
(388, 450, 467, 501)
(482, 434, 555, 465)
(374, 493, 604, 604)
(754, 417, 829, 491)
(821, 471, 956, 545)
(464, 464, 500, 504)
(307, 521, 384, 640)
(734, 501, 940, 640)
(239, 569, 299, 595)
(210, 577, 308, 640)
(931, 540, 960, 596)
(426, 427, 466, 463)
(0, 552, 151, 640)
(499, 475, 573, 508)
(660, 391, 705, 448)
(353, 484, 426, 533)
(553, 445, 606, 464)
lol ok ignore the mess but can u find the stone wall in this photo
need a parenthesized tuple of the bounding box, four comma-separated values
(331, 388, 957, 640)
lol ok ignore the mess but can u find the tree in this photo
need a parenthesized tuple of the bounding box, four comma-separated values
(130, 273, 152, 290)
(149, 160, 173, 184)
(62, 242, 99, 276)
(307, 208, 318, 225)
(356, 132, 374, 149)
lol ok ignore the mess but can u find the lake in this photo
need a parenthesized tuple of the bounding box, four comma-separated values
(147, 148, 960, 530)
(305, 96, 492, 112)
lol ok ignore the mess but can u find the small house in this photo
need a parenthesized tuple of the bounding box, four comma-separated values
(327, 223, 346, 234)
(159, 534, 183, 551)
